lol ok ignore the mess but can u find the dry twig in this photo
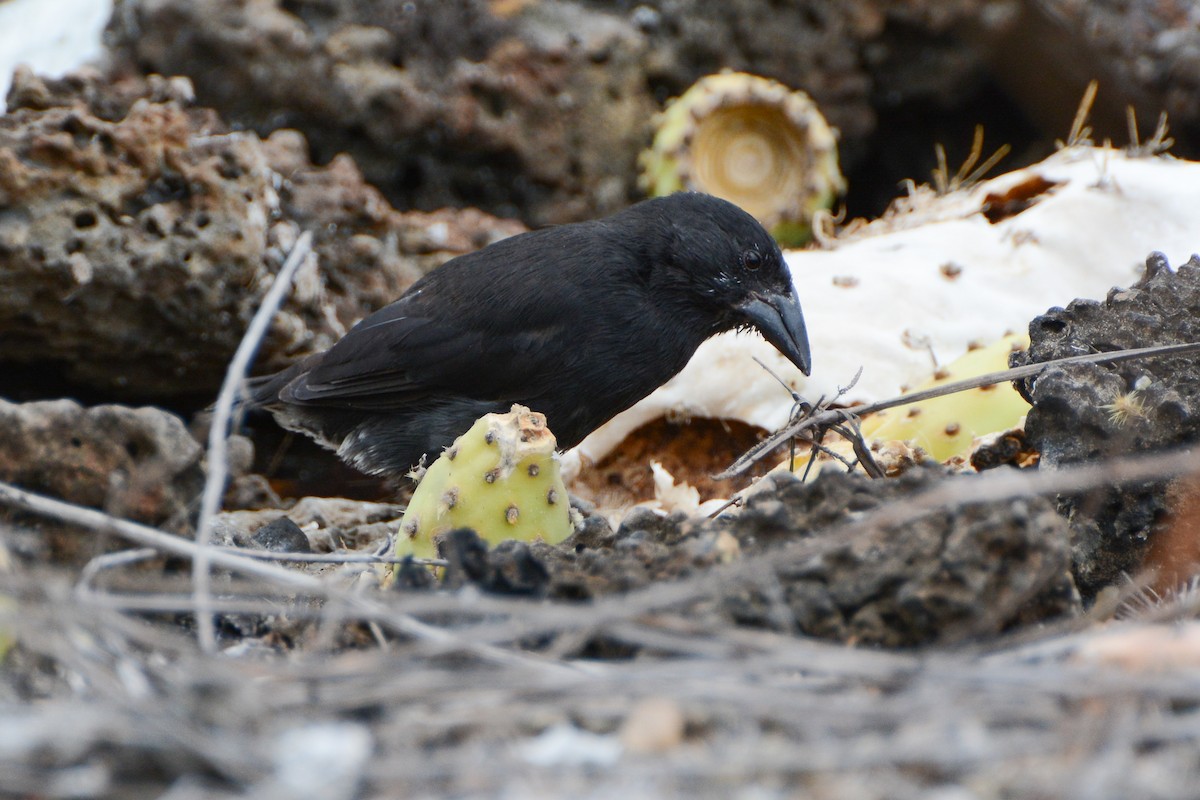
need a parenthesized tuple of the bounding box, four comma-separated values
(0, 479, 591, 677)
(195, 231, 314, 652)
(718, 340, 1200, 480)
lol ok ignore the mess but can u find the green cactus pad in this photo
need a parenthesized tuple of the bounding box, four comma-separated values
(638, 71, 845, 246)
(394, 405, 573, 562)
(860, 333, 1032, 463)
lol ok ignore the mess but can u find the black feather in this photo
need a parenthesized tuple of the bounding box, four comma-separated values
(246, 192, 811, 477)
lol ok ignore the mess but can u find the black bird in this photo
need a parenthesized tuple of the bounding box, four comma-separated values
(246, 192, 811, 477)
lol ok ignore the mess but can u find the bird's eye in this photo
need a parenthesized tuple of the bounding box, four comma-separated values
(741, 248, 763, 271)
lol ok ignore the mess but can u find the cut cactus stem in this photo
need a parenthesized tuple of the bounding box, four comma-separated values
(639, 70, 845, 246)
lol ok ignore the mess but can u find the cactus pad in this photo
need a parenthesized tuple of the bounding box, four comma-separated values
(861, 333, 1032, 463)
(394, 405, 573, 561)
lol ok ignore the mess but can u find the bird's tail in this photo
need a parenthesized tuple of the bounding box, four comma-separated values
(200, 358, 311, 418)
(239, 360, 308, 410)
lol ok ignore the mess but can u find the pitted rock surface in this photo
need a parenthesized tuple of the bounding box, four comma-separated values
(0, 397, 204, 563)
(0, 69, 522, 401)
(1012, 253, 1200, 594)
(516, 467, 1079, 647)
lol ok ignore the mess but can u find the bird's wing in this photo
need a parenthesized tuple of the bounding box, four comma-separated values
(280, 284, 578, 411)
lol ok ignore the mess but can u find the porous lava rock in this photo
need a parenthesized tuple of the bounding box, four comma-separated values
(704, 467, 1079, 646)
(0, 397, 204, 562)
(1013, 253, 1200, 595)
(107, 0, 658, 224)
(105, 0, 1027, 223)
(0, 68, 522, 401)
(490, 466, 1078, 647)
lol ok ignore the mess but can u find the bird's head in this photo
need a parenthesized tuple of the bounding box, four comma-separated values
(634, 192, 812, 377)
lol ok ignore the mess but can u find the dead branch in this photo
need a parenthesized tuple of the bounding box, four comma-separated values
(195, 231, 314, 653)
(0, 479, 592, 677)
(212, 548, 447, 566)
(718, 340, 1200, 480)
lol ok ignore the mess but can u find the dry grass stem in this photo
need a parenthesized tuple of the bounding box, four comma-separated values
(195, 231, 314, 653)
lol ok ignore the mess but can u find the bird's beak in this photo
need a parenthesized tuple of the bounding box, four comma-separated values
(737, 289, 812, 376)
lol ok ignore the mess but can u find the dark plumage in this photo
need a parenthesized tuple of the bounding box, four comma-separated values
(246, 192, 811, 477)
